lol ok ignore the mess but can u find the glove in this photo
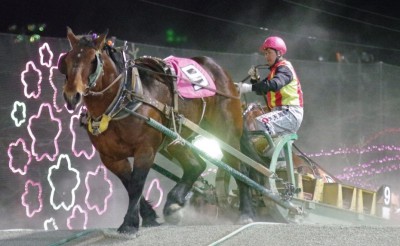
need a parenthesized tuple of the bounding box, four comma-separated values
(236, 82, 252, 94)
(248, 66, 260, 81)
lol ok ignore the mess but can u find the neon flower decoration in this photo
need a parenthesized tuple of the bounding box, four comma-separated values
(44, 218, 58, 230)
(27, 103, 62, 162)
(21, 61, 42, 99)
(8, 138, 32, 175)
(85, 165, 113, 215)
(21, 180, 43, 217)
(67, 205, 88, 230)
(48, 154, 81, 211)
(39, 42, 54, 68)
(49, 65, 62, 113)
(11, 101, 27, 127)
(145, 179, 164, 209)
(49, 53, 74, 114)
(70, 107, 96, 159)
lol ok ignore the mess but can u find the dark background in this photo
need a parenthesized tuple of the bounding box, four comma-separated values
(2, 0, 400, 65)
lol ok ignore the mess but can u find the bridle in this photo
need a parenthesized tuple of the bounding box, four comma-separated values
(87, 50, 104, 89)
(82, 46, 126, 97)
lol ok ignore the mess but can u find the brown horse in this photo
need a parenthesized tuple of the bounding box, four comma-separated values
(57, 28, 254, 234)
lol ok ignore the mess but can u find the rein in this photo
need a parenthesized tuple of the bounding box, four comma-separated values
(134, 65, 240, 100)
(83, 73, 124, 96)
(81, 48, 239, 136)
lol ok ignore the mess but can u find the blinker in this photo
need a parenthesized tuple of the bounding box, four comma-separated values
(88, 51, 103, 88)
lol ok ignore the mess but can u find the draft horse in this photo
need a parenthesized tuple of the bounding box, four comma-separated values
(58, 28, 254, 234)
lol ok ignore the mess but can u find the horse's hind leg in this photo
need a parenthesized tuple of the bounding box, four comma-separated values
(211, 105, 255, 223)
(163, 144, 206, 224)
(140, 196, 160, 227)
(222, 150, 255, 223)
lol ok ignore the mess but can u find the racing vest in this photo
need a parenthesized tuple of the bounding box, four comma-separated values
(266, 60, 303, 108)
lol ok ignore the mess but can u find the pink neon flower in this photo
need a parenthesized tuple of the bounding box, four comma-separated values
(21, 180, 43, 217)
(39, 43, 54, 68)
(70, 107, 96, 159)
(67, 205, 88, 230)
(85, 165, 113, 215)
(145, 179, 164, 209)
(27, 103, 62, 162)
(21, 61, 42, 99)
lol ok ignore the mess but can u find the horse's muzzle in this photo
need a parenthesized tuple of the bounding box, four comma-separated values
(63, 92, 82, 110)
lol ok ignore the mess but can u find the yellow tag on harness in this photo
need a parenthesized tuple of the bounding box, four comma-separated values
(88, 114, 112, 135)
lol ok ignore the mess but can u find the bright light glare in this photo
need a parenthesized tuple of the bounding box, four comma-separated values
(192, 136, 223, 160)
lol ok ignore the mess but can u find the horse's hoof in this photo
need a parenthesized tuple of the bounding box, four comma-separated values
(237, 214, 254, 224)
(142, 219, 161, 227)
(163, 203, 183, 225)
(117, 224, 139, 235)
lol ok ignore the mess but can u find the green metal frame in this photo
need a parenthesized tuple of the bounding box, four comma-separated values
(125, 108, 396, 225)
(127, 110, 303, 214)
(248, 131, 298, 186)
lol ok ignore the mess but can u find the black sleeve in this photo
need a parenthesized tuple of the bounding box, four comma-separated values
(250, 78, 258, 84)
(251, 65, 293, 93)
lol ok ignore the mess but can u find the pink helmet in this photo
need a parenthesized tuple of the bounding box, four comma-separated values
(260, 36, 287, 55)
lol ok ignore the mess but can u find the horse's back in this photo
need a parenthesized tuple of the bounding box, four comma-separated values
(190, 56, 239, 102)
(191, 56, 228, 84)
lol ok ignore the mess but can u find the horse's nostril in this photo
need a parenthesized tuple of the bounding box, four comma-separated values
(63, 92, 82, 110)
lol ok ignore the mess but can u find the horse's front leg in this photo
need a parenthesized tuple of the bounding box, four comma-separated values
(102, 157, 154, 234)
(164, 144, 206, 224)
(117, 163, 151, 234)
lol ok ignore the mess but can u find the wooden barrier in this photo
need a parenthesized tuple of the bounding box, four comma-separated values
(296, 173, 324, 202)
(322, 183, 357, 211)
(356, 188, 376, 215)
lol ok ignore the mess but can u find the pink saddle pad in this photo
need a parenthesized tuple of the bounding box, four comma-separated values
(164, 56, 216, 98)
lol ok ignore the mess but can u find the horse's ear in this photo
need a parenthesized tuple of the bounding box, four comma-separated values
(66, 26, 79, 48)
(94, 29, 109, 51)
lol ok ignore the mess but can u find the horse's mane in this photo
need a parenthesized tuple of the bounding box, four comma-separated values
(75, 34, 125, 73)
(77, 35, 97, 48)
(104, 45, 125, 73)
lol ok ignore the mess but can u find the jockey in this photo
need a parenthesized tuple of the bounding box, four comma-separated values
(239, 36, 304, 137)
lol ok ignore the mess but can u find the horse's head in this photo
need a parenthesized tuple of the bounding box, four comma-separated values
(57, 27, 108, 110)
